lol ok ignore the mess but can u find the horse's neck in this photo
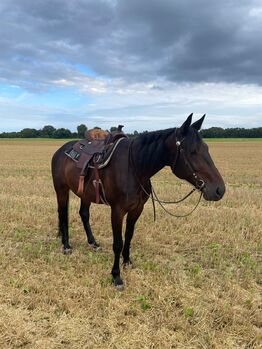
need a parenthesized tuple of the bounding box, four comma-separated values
(131, 135, 170, 180)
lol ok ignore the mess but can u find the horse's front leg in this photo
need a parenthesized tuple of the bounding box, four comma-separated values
(111, 206, 125, 290)
(122, 205, 144, 268)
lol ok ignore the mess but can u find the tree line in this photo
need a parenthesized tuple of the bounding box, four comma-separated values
(0, 124, 261, 139)
(200, 127, 262, 138)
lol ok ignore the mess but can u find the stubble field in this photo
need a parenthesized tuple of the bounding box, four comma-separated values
(0, 138, 261, 349)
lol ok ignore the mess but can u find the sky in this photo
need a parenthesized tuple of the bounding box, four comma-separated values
(0, 0, 262, 132)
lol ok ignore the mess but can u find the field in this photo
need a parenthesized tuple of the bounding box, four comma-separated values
(0, 139, 261, 349)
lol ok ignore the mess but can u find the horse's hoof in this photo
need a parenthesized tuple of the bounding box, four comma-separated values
(113, 277, 124, 291)
(123, 260, 133, 269)
(115, 283, 124, 291)
(88, 242, 101, 252)
(63, 247, 72, 255)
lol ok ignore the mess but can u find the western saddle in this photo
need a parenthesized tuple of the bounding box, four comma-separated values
(65, 125, 127, 202)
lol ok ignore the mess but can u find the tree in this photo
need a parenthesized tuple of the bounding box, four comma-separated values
(0, 131, 20, 138)
(41, 125, 56, 138)
(77, 124, 87, 138)
(110, 126, 117, 132)
(20, 128, 40, 138)
(71, 132, 78, 138)
(53, 128, 72, 138)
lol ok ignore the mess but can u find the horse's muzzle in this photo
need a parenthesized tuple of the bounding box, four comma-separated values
(203, 183, 225, 201)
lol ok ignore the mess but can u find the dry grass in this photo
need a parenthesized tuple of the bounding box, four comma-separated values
(0, 139, 261, 349)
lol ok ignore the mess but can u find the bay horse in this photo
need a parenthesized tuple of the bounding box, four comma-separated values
(51, 114, 225, 290)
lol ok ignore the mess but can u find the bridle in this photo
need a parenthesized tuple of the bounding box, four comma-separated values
(172, 132, 206, 193)
(129, 129, 206, 219)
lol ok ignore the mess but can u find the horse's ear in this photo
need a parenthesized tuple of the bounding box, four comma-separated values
(191, 114, 206, 131)
(180, 113, 193, 135)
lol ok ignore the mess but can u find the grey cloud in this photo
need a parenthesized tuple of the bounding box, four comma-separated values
(1, 0, 262, 90)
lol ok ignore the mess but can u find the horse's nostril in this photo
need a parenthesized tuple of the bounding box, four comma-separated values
(216, 186, 224, 197)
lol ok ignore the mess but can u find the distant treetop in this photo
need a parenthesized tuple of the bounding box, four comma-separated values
(0, 125, 261, 139)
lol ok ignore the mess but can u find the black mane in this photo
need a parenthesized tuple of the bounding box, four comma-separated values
(133, 128, 176, 175)
(137, 127, 175, 146)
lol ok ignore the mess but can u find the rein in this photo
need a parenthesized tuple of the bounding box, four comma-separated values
(151, 186, 203, 218)
(129, 130, 205, 219)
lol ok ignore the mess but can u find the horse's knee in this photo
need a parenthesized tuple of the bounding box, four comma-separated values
(113, 240, 123, 254)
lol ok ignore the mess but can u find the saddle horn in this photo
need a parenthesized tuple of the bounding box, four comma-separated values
(117, 125, 124, 132)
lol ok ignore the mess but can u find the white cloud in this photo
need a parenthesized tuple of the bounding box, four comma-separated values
(1, 79, 261, 132)
(0, 0, 262, 131)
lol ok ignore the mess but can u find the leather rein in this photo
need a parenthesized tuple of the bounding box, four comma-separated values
(129, 130, 205, 219)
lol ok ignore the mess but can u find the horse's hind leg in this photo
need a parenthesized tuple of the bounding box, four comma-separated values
(56, 187, 72, 254)
(79, 200, 100, 251)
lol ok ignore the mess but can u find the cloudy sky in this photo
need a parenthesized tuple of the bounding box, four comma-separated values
(1, 0, 262, 132)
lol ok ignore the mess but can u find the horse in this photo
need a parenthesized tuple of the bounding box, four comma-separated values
(51, 114, 225, 290)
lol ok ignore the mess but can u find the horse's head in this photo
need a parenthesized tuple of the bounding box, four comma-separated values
(167, 114, 225, 201)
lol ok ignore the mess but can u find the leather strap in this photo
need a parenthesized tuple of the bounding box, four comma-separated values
(77, 175, 85, 196)
(94, 163, 100, 204)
